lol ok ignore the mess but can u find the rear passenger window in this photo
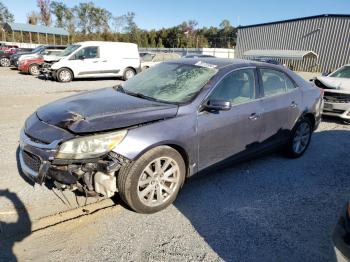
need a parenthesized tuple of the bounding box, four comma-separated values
(209, 69, 256, 105)
(260, 69, 296, 97)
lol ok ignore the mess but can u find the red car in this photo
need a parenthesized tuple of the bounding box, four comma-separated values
(18, 57, 44, 76)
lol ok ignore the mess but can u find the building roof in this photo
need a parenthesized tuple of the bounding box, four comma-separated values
(3, 22, 69, 36)
(238, 14, 350, 29)
(243, 50, 318, 60)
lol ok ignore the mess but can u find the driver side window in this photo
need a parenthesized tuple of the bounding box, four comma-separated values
(73, 46, 99, 59)
(209, 68, 256, 105)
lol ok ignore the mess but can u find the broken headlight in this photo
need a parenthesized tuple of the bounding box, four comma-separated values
(56, 130, 127, 159)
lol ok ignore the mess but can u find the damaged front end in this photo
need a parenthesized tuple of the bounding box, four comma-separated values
(19, 129, 130, 199)
(314, 77, 350, 120)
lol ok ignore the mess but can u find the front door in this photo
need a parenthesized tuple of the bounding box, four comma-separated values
(197, 68, 264, 171)
(69, 46, 101, 76)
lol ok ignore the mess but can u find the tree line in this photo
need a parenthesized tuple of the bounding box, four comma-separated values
(0, 0, 237, 48)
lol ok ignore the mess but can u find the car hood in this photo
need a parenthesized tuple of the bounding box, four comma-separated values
(316, 76, 350, 90)
(36, 87, 178, 134)
(43, 55, 62, 62)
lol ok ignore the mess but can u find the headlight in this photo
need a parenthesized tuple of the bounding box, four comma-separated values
(56, 130, 127, 159)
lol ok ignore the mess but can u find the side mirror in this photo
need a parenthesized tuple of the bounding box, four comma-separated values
(321, 72, 329, 76)
(78, 55, 85, 60)
(205, 100, 231, 111)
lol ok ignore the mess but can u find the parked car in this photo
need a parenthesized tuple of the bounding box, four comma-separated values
(333, 203, 350, 262)
(313, 64, 350, 122)
(17, 45, 66, 67)
(0, 47, 33, 67)
(140, 52, 181, 70)
(18, 49, 64, 76)
(10, 45, 66, 67)
(18, 58, 322, 213)
(46, 41, 141, 82)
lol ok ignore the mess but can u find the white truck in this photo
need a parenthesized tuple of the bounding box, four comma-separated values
(50, 41, 141, 82)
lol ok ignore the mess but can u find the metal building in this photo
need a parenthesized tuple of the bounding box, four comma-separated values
(235, 14, 350, 72)
(1, 22, 69, 45)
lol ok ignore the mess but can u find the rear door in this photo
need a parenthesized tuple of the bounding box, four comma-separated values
(257, 68, 302, 145)
(197, 68, 265, 170)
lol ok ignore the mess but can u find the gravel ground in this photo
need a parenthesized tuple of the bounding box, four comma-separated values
(0, 67, 349, 261)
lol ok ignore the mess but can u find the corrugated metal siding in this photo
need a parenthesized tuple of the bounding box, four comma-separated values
(236, 17, 350, 72)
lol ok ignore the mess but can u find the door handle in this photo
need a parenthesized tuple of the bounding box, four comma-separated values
(92, 61, 99, 63)
(249, 113, 260, 121)
(102, 60, 108, 62)
(290, 101, 298, 108)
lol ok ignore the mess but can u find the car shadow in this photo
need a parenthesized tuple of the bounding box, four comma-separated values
(174, 129, 350, 261)
(0, 189, 32, 262)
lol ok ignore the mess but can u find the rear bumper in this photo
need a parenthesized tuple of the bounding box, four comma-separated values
(323, 102, 350, 120)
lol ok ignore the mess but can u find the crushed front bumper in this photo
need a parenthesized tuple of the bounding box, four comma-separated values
(19, 129, 61, 184)
(322, 90, 350, 120)
(19, 129, 129, 196)
(323, 102, 350, 120)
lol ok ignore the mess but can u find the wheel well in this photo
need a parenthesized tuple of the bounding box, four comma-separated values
(124, 67, 136, 74)
(303, 113, 315, 129)
(58, 67, 74, 77)
(165, 144, 190, 177)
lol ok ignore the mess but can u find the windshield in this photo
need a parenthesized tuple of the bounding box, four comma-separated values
(122, 63, 218, 103)
(140, 53, 155, 62)
(330, 66, 350, 78)
(59, 45, 81, 57)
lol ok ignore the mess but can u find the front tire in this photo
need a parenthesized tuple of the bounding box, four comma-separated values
(0, 58, 10, 67)
(56, 68, 73, 82)
(285, 118, 313, 158)
(29, 64, 39, 76)
(123, 68, 135, 81)
(117, 146, 186, 213)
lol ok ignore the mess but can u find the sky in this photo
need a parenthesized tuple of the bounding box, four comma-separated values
(2, 0, 350, 29)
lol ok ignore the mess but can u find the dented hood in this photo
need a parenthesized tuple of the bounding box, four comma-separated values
(36, 87, 178, 133)
(316, 76, 350, 90)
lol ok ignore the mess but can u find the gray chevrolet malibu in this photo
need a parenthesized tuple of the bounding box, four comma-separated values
(19, 58, 323, 213)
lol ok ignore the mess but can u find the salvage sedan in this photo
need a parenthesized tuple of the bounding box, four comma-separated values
(19, 58, 323, 213)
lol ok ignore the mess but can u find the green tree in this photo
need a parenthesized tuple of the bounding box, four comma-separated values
(0, 1, 14, 24)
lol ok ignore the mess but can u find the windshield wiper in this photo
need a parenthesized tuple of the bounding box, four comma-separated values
(113, 86, 175, 104)
(113, 84, 126, 93)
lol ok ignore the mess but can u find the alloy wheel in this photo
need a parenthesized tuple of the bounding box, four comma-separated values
(292, 122, 311, 154)
(0, 58, 10, 67)
(137, 157, 180, 207)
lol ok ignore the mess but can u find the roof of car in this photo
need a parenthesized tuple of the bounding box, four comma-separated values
(169, 58, 281, 70)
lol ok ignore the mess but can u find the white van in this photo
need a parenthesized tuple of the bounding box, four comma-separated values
(50, 41, 141, 82)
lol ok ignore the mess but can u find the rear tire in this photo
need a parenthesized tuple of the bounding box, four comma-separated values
(56, 68, 73, 82)
(29, 64, 39, 76)
(123, 68, 135, 81)
(117, 146, 185, 214)
(285, 118, 313, 158)
(0, 58, 10, 67)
